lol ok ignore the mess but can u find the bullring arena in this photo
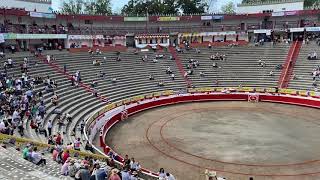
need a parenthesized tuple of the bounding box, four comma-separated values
(100, 92, 320, 180)
(108, 101, 320, 180)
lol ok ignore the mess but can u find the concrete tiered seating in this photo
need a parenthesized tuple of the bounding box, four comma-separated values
(22, 49, 186, 151)
(0, 146, 68, 180)
(176, 43, 290, 87)
(288, 42, 320, 90)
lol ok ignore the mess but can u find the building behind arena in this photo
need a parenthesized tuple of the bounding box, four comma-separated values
(1, 0, 52, 13)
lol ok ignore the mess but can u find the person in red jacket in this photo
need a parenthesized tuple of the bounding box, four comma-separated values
(55, 132, 62, 145)
(62, 150, 70, 163)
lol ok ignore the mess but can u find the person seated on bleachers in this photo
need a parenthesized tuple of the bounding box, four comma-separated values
(88, 49, 93, 54)
(51, 93, 59, 106)
(156, 54, 164, 59)
(292, 74, 298, 80)
(169, 55, 175, 60)
(31, 147, 46, 165)
(158, 80, 165, 87)
(111, 78, 117, 83)
(212, 62, 218, 68)
(134, 50, 139, 55)
(187, 69, 193, 75)
(85, 141, 94, 153)
(200, 71, 205, 77)
(193, 60, 199, 68)
(166, 67, 172, 74)
(308, 51, 318, 60)
(99, 71, 106, 78)
(46, 54, 51, 63)
(91, 80, 97, 88)
(176, 47, 182, 53)
(210, 55, 215, 60)
(196, 48, 201, 53)
(66, 113, 72, 123)
(269, 71, 274, 76)
(312, 70, 317, 80)
(152, 58, 158, 63)
(259, 60, 266, 67)
(208, 43, 212, 49)
(275, 64, 283, 70)
(184, 72, 188, 78)
(0, 51, 4, 58)
(116, 55, 121, 61)
(74, 137, 82, 151)
(96, 48, 102, 55)
(313, 80, 317, 87)
(149, 74, 154, 80)
(7, 58, 13, 68)
(92, 59, 101, 66)
(171, 73, 175, 80)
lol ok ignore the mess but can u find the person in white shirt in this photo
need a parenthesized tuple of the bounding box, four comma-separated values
(7, 58, 13, 68)
(47, 120, 52, 136)
(171, 73, 175, 80)
(46, 55, 51, 63)
(165, 173, 175, 180)
(0, 121, 5, 132)
(31, 147, 46, 165)
(130, 158, 141, 171)
(269, 71, 274, 76)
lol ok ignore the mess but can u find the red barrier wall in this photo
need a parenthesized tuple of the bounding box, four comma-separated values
(99, 93, 320, 176)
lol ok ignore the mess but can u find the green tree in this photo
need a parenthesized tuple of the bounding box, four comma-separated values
(178, 0, 207, 14)
(61, 0, 85, 14)
(89, 0, 112, 15)
(221, 2, 235, 14)
(61, 0, 112, 15)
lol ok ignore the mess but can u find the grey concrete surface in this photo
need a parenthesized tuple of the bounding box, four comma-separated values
(107, 101, 320, 180)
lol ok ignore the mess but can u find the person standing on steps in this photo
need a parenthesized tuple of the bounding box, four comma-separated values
(63, 64, 67, 74)
(47, 120, 52, 136)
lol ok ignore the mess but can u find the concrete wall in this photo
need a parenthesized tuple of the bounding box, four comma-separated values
(237, 1, 304, 14)
(2, 0, 52, 13)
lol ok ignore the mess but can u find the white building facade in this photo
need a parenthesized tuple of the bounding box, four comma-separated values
(1, 0, 52, 13)
(237, 0, 304, 14)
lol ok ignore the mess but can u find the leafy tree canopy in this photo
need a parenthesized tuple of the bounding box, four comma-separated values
(121, 0, 207, 16)
(61, 0, 112, 15)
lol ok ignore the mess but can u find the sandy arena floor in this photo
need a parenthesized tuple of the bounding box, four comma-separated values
(107, 101, 320, 180)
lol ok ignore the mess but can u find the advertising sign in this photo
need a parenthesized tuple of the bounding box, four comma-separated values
(201, 16, 212, 20)
(157, 17, 180, 21)
(124, 17, 148, 21)
(30, 12, 56, 19)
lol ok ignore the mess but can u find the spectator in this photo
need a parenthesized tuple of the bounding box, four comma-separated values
(47, 120, 52, 136)
(68, 159, 78, 177)
(109, 169, 121, 180)
(74, 137, 81, 151)
(130, 158, 141, 171)
(62, 150, 70, 163)
(165, 172, 176, 180)
(31, 147, 46, 165)
(159, 168, 166, 179)
(61, 158, 70, 175)
(75, 164, 90, 180)
(269, 71, 274, 76)
(121, 168, 131, 180)
(171, 73, 175, 80)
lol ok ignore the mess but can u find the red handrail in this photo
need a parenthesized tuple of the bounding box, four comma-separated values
(280, 41, 298, 88)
